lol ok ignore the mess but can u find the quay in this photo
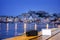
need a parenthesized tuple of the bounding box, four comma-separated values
(3, 28, 60, 40)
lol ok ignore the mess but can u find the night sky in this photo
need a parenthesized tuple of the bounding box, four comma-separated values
(0, 0, 60, 16)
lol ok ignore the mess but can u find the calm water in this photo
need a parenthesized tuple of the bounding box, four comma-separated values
(0, 22, 57, 39)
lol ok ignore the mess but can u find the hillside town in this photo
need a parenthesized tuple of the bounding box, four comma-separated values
(0, 11, 60, 24)
(0, 11, 60, 40)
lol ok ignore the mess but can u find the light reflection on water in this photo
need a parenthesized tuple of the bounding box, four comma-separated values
(0, 22, 57, 39)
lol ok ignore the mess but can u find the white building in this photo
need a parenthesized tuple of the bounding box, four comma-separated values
(7, 16, 14, 22)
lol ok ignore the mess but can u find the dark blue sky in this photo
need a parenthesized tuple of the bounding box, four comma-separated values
(0, 0, 60, 16)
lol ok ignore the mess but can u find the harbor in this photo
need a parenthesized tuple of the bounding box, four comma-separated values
(0, 11, 60, 40)
(1, 0, 60, 40)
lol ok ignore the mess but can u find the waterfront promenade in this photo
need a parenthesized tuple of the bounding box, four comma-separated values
(3, 28, 60, 40)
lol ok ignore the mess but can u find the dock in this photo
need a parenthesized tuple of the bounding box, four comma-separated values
(3, 28, 60, 40)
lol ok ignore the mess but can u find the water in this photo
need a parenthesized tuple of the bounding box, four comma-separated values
(0, 22, 57, 39)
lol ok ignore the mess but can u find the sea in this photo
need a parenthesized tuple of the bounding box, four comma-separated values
(0, 22, 57, 40)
